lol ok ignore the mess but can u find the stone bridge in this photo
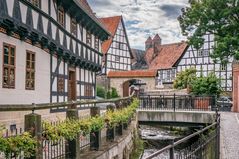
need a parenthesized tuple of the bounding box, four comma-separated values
(137, 110, 216, 127)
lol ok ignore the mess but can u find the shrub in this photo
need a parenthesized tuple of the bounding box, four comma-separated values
(111, 87, 119, 98)
(96, 85, 106, 98)
(173, 67, 196, 89)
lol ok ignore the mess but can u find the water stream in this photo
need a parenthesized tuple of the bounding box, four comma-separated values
(139, 125, 196, 159)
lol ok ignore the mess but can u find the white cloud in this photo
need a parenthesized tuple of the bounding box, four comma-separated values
(88, 0, 188, 50)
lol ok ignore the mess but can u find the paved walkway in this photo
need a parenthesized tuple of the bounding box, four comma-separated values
(220, 112, 239, 159)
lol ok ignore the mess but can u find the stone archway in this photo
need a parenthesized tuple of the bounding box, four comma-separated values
(122, 79, 146, 97)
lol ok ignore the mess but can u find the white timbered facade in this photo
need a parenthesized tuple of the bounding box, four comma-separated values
(100, 16, 132, 74)
(0, 0, 110, 105)
(176, 34, 232, 92)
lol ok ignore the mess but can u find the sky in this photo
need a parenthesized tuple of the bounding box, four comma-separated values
(88, 0, 189, 50)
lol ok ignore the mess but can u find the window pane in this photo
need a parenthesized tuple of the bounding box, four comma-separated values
(11, 56, 14, 65)
(4, 54, 8, 64)
(11, 47, 15, 57)
(9, 69, 15, 87)
(32, 62, 35, 69)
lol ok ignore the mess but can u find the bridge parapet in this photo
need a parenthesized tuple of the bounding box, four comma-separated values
(137, 110, 216, 125)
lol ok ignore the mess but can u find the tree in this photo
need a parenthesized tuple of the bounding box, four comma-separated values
(173, 67, 197, 89)
(178, 0, 239, 62)
(190, 73, 221, 96)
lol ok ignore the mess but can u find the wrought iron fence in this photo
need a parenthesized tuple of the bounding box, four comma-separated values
(139, 94, 216, 111)
(144, 114, 220, 159)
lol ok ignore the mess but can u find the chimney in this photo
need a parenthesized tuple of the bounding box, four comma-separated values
(145, 36, 153, 50)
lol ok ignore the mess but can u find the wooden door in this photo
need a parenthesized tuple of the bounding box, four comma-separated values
(123, 81, 130, 97)
(68, 69, 76, 101)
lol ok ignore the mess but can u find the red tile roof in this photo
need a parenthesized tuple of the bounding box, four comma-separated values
(78, 0, 93, 14)
(107, 70, 157, 78)
(145, 42, 188, 70)
(100, 16, 122, 54)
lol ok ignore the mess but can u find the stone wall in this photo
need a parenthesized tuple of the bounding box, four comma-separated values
(96, 75, 110, 91)
(109, 77, 156, 97)
(80, 120, 137, 159)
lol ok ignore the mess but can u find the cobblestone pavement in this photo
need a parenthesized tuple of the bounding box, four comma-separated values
(220, 112, 239, 159)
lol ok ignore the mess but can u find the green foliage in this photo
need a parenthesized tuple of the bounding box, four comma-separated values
(111, 87, 119, 98)
(173, 67, 196, 89)
(96, 85, 106, 98)
(190, 73, 221, 96)
(0, 132, 37, 158)
(178, 0, 239, 62)
(104, 98, 139, 128)
(106, 87, 120, 99)
(42, 98, 139, 141)
(130, 134, 144, 159)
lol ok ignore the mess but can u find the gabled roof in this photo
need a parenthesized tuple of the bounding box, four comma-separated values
(100, 16, 122, 54)
(145, 42, 188, 70)
(72, 0, 110, 40)
(107, 70, 157, 78)
(100, 16, 133, 58)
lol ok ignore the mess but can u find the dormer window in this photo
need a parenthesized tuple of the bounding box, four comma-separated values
(71, 18, 77, 37)
(57, 7, 65, 27)
(28, 0, 40, 8)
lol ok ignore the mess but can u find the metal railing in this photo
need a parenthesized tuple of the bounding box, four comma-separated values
(0, 95, 134, 159)
(144, 113, 220, 159)
(139, 94, 216, 111)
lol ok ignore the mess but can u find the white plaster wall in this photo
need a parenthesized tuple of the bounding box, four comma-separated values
(41, 0, 49, 14)
(50, 0, 57, 21)
(0, 33, 50, 104)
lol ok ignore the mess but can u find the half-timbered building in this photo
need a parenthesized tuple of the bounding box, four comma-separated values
(0, 0, 110, 105)
(176, 34, 233, 92)
(100, 16, 133, 74)
(144, 34, 188, 88)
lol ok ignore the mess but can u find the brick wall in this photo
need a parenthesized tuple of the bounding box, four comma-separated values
(232, 62, 239, 112)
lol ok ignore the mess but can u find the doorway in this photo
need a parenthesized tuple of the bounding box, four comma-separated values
(68, 68, 76, 101)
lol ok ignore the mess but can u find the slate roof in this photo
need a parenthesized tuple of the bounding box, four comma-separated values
(145, 42, 188, 70)
(131, 49, 148, 70)
(107, 70, 157, 78)
(74, 0, 111, 37)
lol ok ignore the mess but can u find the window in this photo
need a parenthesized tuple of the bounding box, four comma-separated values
(3, 43, 15, 88)
(86, 31, 91, 46)
(95, 37, 99, 51)
(27, 0, 40, 8)
(204, 50, 209, 56)
(85, 84, 93, 97)
(115, 55, 120, 62)
(57, 7, 65, 27)
(57, 76, 64, 93)
(221, 63, 226, 71)
(119, 43, 124, 50)
(198, 50, 203, 57)
(71, 18, 77, 36)
(166, 70, 171, 81)
(26, 51, 35, 90)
